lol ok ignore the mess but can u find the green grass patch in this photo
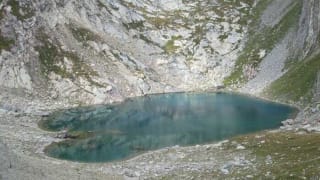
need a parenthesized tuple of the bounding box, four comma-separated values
(224, 0, 302, 86)
(155, 131, 320, 179)
(146, 16, 172, 29)
(264, 53, 320, 103)
(231, 131, 320, 178)
(163, 35, 182, 54)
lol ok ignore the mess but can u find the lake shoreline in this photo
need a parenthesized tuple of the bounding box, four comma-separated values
(40, 92, 296, 163)
(0, 90, 319, 179)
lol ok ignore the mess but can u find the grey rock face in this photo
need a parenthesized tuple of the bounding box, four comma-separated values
(0, 0, 254, 106)
(291, 0, 320, 59)
(242, 0, 320, 96)
(0, 0, 318, 110)
(260, 0, 296, 27)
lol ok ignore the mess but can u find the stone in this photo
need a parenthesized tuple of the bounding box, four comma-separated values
(220, 164, 232, 175)
(106, 85, 113, 92)
(56, 131, 68, 139)
(236, 145, 246, 150)
(265, 155, 273, 165)
(281, 119, 294, 126)
(246, 175, 254, 178)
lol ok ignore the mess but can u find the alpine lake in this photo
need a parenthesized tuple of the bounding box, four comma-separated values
(39, 92, 297, 162)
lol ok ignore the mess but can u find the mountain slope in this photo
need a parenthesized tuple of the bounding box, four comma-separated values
(1, 0, 318, 109)
(0, 0, 254, 106)
(1, 0, 320, 179)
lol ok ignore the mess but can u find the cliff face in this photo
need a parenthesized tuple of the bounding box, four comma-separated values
(0, 0, 319, 110)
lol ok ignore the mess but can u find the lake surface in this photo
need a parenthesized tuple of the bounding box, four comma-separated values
(40, 93, 296, 162)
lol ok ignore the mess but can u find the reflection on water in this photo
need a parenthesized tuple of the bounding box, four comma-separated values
(40, 93, 296, 162)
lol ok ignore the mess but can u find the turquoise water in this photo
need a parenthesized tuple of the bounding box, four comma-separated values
(40, 93, 296, 162)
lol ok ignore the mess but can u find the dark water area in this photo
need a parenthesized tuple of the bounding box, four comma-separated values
(39, 93, 296, 162)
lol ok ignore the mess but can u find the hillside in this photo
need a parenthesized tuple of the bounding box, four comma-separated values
(0, 0, 319, 106)
(0, 0, 320, 179)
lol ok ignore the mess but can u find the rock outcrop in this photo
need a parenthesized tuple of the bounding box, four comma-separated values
(0, 0, 252, 106)
(0, 0, 318, 109)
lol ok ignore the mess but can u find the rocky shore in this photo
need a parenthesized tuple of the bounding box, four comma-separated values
(0, 90, 319, 179)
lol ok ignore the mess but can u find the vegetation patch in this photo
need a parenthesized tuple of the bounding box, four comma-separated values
(0, 6, 4, 20)
(36, 37, 71, 78)
(69, 25, 100, 44)
(163, 35, 182, 54)
(134, 34, 160, 47)
(264, 53, 320, 103)
(146, 16, 172, 29)
(96, 0, 113, 15)
(35, 30, 101, 86)
(218, 33, 229, 41)
(0, 32, 14, 52)
(224, 1, 302, 86)
(7, 0, 35, 21)
(123, 21, 145, 31)
(192, 25, 206, 46)
(231, 131, 320, 178)
(155, 131, 320, 179)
